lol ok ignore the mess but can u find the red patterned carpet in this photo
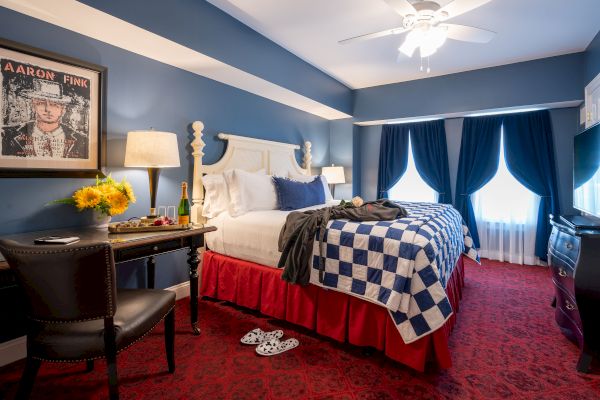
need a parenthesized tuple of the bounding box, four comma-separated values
(2, 258, 600, 400)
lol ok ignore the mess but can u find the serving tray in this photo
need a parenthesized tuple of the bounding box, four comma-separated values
(108, 223, 191, 233)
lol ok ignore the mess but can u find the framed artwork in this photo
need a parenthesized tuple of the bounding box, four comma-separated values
(0, 38, 106, 178)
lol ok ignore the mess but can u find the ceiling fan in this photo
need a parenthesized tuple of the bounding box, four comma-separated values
(339, 0, 496, 68)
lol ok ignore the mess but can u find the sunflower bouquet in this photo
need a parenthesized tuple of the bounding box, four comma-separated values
(53, 175, 136, 216)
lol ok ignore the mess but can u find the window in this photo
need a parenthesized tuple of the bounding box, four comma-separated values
(472, 128, 541, 265)
(388, 135, 437, 202)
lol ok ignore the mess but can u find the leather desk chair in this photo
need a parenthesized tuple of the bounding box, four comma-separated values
(0, 240, 176, 400)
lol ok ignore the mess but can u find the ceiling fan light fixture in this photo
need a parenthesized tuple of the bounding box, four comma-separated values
(399, 24, 447, 59)
(420, 25, 447, 57)
(399, 28, 422, 57)
(428, 26, 448, 48)
(420, 41, 438, 58)
(399, 40, 418, 57)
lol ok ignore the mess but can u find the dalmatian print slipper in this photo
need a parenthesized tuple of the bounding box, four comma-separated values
(240, 328, 284, 345)
(255, 338, 299, 356)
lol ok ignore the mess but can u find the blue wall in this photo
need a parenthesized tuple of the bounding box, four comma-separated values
(352, 125, 362, 197)
(78, 0, 353, 115)
(353, 53, 584, 123)
(584, 30, 600, 86)
(357, 108, 579, 214)
(352, 50, 588, 213)
(0, 7, 333, 289)
(329, 119, 354, 199)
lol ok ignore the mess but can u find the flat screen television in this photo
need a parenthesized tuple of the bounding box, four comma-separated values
(574, 123, 600, 218)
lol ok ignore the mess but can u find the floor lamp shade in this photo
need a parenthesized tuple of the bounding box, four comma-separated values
(124, 130, 180, 216)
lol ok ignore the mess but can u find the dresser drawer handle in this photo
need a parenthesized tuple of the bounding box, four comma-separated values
(153, 246, 159, 251)
(565, 242, 573, 250)
(565, 301, 575, 311)
(558, 268, 567, 277)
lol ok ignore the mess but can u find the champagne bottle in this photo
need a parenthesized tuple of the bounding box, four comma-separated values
(178, 181, 191, 226)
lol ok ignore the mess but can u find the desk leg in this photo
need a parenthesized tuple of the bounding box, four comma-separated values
(188, 243, 201, 335)
(147, 256, 156, 289)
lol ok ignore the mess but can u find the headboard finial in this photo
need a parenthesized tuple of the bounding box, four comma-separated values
(303, 141, 312, 175)
(191, 121, 206, 225)
(192, 120, 205, 134)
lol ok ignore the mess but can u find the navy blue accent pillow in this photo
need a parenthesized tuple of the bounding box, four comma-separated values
(272, 176, 326, 210)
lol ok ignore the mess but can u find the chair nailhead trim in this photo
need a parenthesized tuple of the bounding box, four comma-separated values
(31, 305, 176, 363)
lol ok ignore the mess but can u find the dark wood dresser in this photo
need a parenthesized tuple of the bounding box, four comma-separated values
(548, 215, 600, 373)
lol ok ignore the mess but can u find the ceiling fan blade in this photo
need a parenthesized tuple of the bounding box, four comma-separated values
(338, 26, 407, 45)
(383, 0, 417, 16)
(442, 24, 496, 43)
(437, 0, 492, 21)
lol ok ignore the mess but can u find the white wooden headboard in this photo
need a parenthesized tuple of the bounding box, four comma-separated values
(190, 121, 313, 225)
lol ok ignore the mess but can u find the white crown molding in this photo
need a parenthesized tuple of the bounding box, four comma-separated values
(0, 0, 351, 120)
(354, 100, 584, 126)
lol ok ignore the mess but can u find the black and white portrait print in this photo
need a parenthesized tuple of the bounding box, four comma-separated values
(0, 41, 103, 176)
(1, 59, 90, 159)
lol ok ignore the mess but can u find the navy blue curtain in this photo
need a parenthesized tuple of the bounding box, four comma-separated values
(377, 124, 410, 198)
(455, 116, 503, 247)
(503, 110, 560, 260)
(410, 120, 453, 204)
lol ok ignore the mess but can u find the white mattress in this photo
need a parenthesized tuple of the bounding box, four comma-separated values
(205, 201, 339, 267)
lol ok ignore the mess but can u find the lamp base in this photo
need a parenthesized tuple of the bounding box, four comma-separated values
(147, 168, 161, 218)
(329, 183, 336, 199)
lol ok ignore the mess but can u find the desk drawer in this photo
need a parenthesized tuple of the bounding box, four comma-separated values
(114, 239, 184, 262)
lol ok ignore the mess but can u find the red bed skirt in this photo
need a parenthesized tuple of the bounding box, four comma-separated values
(200, 251, 465, 372)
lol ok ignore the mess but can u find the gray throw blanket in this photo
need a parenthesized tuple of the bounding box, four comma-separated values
(277, 200, 408, 285)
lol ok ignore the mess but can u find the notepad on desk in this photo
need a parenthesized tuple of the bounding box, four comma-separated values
(34, 236, 81, 245)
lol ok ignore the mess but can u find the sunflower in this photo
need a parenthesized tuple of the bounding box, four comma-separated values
(106, 191, 129, 216)
(73, 187, 102, 210)
(97, 183, 117, 196)
(121, 182, 136, 203)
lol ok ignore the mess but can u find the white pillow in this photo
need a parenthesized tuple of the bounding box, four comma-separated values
(225, 169, 277, 216)
(289, 173, 333, 202)
(202, 173, 230, 218)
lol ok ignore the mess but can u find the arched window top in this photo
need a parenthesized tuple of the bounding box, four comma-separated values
(473, 129, 539, 224)
(388, 135, 437, 203)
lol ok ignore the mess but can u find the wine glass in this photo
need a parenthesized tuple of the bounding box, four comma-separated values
(168, 206, 177, 224)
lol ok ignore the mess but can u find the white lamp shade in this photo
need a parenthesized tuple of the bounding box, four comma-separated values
(124, 130, 180, 168)
(321, 165, 346, 184)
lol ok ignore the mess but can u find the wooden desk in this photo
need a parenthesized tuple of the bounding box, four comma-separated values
(0, 225, 216, 335)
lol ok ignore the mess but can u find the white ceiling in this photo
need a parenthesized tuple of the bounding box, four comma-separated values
(208, 0, 600, 89)
(1, 0, 351, 120)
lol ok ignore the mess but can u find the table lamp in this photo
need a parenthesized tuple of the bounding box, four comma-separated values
(124, 130, 180, 218)
(321, 164, 346, 198)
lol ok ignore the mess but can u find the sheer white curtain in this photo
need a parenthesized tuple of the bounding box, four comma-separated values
(388, 135, 437, 202)
(472, 129, 541, 265)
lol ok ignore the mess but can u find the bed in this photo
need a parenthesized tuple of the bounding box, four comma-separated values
(189, 121, 478, 371)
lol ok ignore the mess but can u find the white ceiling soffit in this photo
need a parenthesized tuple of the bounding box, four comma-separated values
(208, 0, 600, 89)
(354, 100, 583, 126)
(0, 0, 351, 120)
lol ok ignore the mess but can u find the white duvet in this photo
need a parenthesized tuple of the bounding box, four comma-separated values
(205, 201, 339, 267)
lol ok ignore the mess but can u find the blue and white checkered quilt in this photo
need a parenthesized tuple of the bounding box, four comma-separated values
(309, 202, 479, 344)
